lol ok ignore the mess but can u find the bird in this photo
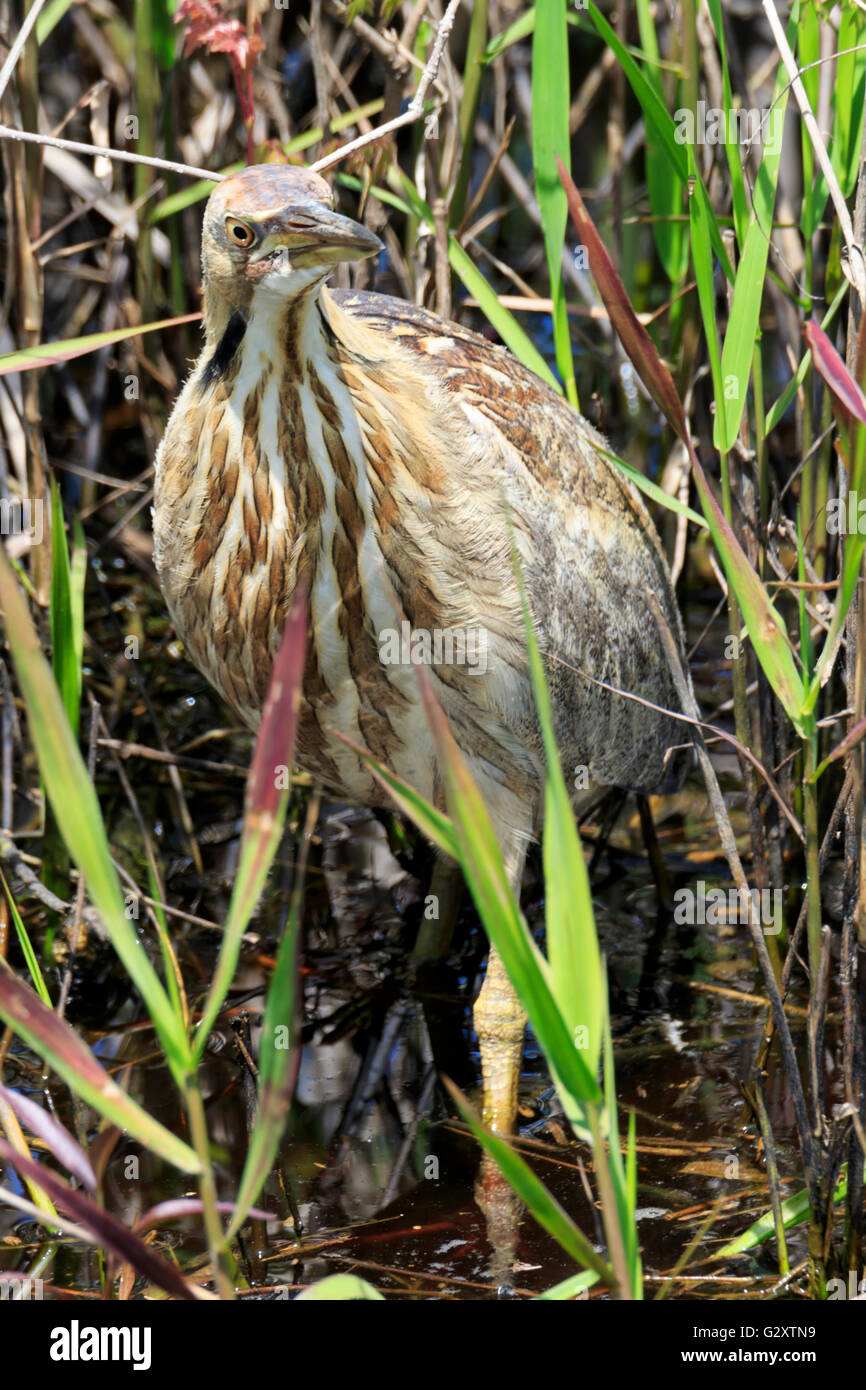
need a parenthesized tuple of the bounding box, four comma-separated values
(153, 162, 688, 1135)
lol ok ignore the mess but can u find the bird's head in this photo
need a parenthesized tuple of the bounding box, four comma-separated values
(201, 164, 383, 323)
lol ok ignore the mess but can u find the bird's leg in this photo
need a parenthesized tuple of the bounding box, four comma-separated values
(474, 946, 528, 1133)
(410, 856, 472, 1101)
(410, 856, 464, 965)
(636, 793, 673, 908)
(473, 838, 529, 1134)
(471, 837, 529, 1288)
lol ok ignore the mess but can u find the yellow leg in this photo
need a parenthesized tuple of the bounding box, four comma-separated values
(469, 832, 530, 1283)
(473, 944, 528, 1133)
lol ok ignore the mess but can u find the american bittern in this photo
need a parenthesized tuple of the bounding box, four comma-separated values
(154, 164, 686, 1133)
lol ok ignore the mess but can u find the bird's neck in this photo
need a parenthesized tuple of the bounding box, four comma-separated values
(203, 278, 239, 350)
(204, 279, 367, 379)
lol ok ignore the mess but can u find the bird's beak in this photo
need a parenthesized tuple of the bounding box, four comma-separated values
(251, 202, 383, 268)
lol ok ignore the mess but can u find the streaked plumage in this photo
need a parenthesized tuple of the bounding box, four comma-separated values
(153, 164, 687, 1130)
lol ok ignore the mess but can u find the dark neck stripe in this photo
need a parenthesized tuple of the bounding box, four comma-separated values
(199, 312, 247, 392)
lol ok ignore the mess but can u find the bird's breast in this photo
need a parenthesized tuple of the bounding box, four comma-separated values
(154, 328, 522, 809)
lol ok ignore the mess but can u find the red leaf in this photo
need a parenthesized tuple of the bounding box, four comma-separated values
(803, 318, 866, 430)
(244, 587, 307, 829)
(0, 1139, 199, 1300)
(0, 1085, 96, 1191)
(175, 0, 263, 128)
(556, 156, 687, 439)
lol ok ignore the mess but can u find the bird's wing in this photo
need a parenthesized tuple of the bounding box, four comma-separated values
(329, 290, 666, 576)
(330, 287, 562, 429)
(329, 288, 689, 795)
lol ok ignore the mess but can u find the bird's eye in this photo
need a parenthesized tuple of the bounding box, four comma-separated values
(226, 217, 256, 248)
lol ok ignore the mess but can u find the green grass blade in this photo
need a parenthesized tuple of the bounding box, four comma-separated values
(599, 973, 640, 1292)
(359, 660, 601, 1105)
(0, 965, 200, 1172)
(532, 0, 576, 405)
(392, 171, 562, 392)
(714, 11, 793, 452)
(226, 863, 304, 1239)
(688, 142, 727, 448)
(330, 728, 459, 860)
(70, 519, 86, 694)
(704, 0, 749, 248)
(625, 1109, 642, 1294)
(0, 870, 52, 1006)
(541, 777, 601, 1072)
(690, 461, 807, 733)
(0, 315, 202, 376)
(558, 157, 806, 732)
(0, 551, 189, 1073)
(536, 1270, 600, 1299)
(35, 0, 75, 42)
(508, 534, 603, 1081)
(798, 3, 821, 244)
(295, 1274, 385, 1300)
(413, 666, 600, 1106)
(450, 0, 488, 228)
(804, 521, 865, 717)
(796, 510, 814, 682)
(336, 172, 414, 217)
(446, 1079, 614, 1283)
(193, 593, 306, 1060)
(626, 1108, 638, 1218)
(599, 446, 707, 527)
(146, 861, 188, 1034)
(764, 280, 847, 435)
(635, 0, 688, 285)
(833, 5, 866, 198)
(585, 0, 733, 282)
(484, 8, 535, 63)
(49, 478, 80, 734)
(716, 1168, 854, 1258)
